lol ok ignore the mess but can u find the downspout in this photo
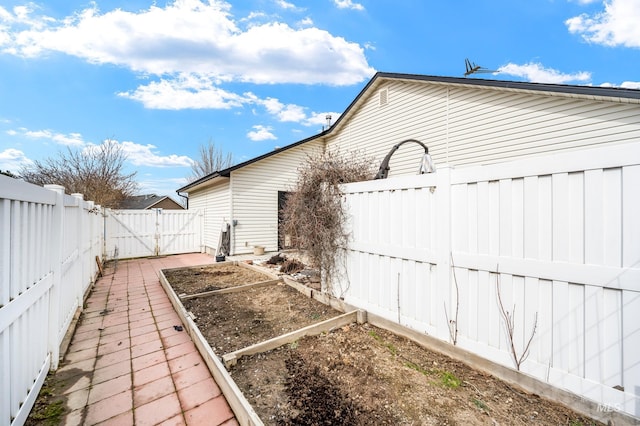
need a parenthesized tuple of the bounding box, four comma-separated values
(176, 191, 188, 209)
(229, 175, 235, 255)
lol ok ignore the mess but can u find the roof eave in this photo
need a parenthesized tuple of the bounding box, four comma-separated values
(177, 175, 230, 194)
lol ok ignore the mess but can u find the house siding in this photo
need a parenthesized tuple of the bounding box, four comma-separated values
(188, 180, 230, 254)
(326, 80, 640, 176)
(230, 140, 324, 254)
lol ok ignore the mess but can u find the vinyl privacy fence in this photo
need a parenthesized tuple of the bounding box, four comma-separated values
(336, 141, 640, 419)
(0, 177, 103, 426)
(104, 208, 203, 260)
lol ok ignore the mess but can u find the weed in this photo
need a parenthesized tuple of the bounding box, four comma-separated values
(440, 370, 461, 389)
(368, 330, 398, 355)
(30, 400, 65, 425)
(568, 421, 593, 426)
(404, 361, 430, 376)
(473, 398, 489, 412)
(289, 340, 299, 350)
(386, 342, 398, 356)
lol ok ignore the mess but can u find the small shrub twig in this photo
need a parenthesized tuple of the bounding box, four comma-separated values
(444, 252, 459, 345)
(495, 273, 538, 371)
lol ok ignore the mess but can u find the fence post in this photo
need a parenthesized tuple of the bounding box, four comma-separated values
(44, 184, 65, 370)
(103, 208, 109, 261)
(435, 166, 453, 342)
(72, 193, 86, 305)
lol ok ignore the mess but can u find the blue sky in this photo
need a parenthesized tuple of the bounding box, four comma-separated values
(1, 0, 638, 200)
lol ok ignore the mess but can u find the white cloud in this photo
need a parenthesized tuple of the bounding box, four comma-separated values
(601, 81, 640, 89)
(497, 62, 591, 84)
(0, 0, 373, 85)
(247, 95, 339, 127)
(260, 97, 307, 122)
(138, 177, 189, 196)
(0, 148, 32, 171)
(566, 0, 640, 47)
(247, 125, 277, 141)
(7, 125, 192, 167)
(275, 0, 297, 10)
(115, 141, 193, 167)
(297, 17, 313, 27)
(333, 0, 365, 11)
(305, 111, 341, 127)
(118, 74, 250, 110)
(10, 127, 86, 146)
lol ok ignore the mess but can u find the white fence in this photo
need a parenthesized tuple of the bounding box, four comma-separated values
(0, 177, 103, 426)
(337, 141, 640, 419)
(104, 208, 203, 260)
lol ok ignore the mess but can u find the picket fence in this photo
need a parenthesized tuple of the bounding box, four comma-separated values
(0, 177, 103, 425)
(336, 141, 640, 419)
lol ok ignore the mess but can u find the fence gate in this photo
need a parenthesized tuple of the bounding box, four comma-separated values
(104, 209, 202, 260)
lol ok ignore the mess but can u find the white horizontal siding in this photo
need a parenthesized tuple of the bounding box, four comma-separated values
(188, 180, 230, 254)
(328, 82, 449, 178)
(327, 80, 640, 174)
(231, 140, 324, 254)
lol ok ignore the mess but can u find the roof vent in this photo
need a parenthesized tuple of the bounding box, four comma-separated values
(379, 88, 388, 106)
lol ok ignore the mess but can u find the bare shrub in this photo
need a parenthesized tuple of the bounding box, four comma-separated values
(281, 150, 374, 293)
(495, 274, 538, 371)
(19, 140, 138, 208)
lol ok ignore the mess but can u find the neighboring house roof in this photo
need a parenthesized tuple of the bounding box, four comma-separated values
(177, 71, 640, 194)
(120, 194, 184, 210)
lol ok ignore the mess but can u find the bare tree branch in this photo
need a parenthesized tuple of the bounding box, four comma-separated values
(19, 140, 138, 208)
(188, 139, 233, 181)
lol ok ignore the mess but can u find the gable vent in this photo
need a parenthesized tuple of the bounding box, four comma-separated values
(379, 88, 388, 106)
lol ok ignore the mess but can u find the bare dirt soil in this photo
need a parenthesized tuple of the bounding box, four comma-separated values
(183, 281, 341, 354)
(164, 263, 271, 295)
(164, 262, 602, 426)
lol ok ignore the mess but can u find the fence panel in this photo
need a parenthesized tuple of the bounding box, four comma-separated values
(0, 177, 103, 426)
(338, 141, 640, 419)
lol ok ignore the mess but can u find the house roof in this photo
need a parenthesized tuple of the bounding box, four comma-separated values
(120, 194, 181, 209)
(177, 71, 640, 194)
(177, 131, 328, 193)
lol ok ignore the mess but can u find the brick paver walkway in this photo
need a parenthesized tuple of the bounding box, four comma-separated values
(58, 253, 237, 425)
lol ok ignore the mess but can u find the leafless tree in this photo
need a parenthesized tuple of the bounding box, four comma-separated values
(281, 150, 374, 293)
(188, 140, 234, 181)
(19, 140, 138, 208)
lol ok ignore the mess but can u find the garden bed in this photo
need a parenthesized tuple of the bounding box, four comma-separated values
(162, 262, 603, 426)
